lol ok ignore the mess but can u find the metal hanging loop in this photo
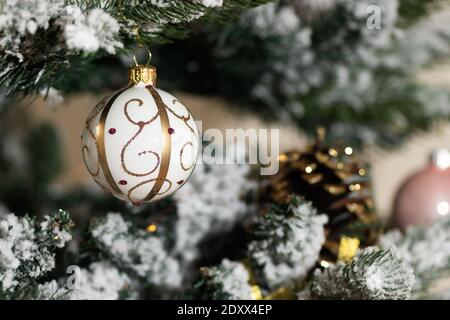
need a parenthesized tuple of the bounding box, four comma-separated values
(132, 47, 152, 67)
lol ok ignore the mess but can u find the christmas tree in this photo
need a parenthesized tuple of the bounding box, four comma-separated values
(2, 0, 450, 301)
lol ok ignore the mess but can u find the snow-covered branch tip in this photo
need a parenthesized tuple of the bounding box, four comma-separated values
(248, 195, 328, 290)
(37, 261, 137, 300)
(194, 259, 254, 300)
(310, 246, 415, 300)
(90, 213, 182, 290)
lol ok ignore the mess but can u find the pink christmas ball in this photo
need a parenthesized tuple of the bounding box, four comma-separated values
(394, 149, 450, 230)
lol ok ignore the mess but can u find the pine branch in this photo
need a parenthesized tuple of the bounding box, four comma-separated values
(0, 0, 272, 97)
(90, 213, 182, 291)
(379, 216, 450, 298)
(248, 195, 328, 290)
(193, 260, 254, 300)
(0, 210, 74, 299)
(310, 247, 415, 300)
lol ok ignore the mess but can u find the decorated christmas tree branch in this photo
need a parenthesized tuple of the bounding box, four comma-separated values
(85, 147, 254, 295)
(192, 196, 328, 299)
(0, 210, 74, 299)
(248, 195, 328, 291)
(310, 247, 415, 300)
(380, 216, 450, 298)
(90, 213, 182, 291)
(0, 0, 272, 96)
(194, 260, 254, 300)
(36, 261, 137, 300)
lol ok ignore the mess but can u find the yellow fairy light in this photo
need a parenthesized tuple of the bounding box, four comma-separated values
(146, 224, 157, 233)
(358, 168, 366, 176)
(349, 183, 361, 192)
(278, 154, 288, 162)
(346, 203, 364, 214)
(324, 184, 346, 195)
(344, 147, 353, 155)
(320, 260, 330, 268)
(338, 237, 360, 262)
(251, 285, 263, 300)
(304, 173, 323, 185)
(328, 148, 338, 157)
(305, 166, 313, 174)
(336, 162, 344, 170)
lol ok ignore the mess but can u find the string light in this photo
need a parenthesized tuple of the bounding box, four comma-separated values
(437, 201, 449, 216)
(251, 285, 263, 300)
(328, 148, 338, 157)
(278, 154, 288, 162)
(349, 183, 361, 192)
(146, 224, 157, 233)
(433, 148, 450, 170)
(344, 147, 353, 155)
(338, 237, 360, 262)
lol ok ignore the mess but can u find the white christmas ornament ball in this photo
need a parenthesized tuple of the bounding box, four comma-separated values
(81, 65, 199, 204)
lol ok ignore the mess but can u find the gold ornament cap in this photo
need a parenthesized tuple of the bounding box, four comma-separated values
(128, 65, 157, 86)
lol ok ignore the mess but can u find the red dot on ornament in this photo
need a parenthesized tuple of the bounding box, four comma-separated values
(108, 128, 116, 135)
(177, 180, 184, 185)
(168, 128, 175, 135)
(132, 201, 142, 207)
(119, 180, 128, 185)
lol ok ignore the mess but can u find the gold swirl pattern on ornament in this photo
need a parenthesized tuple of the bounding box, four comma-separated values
(120, 98, 160, 177)
(127, 178, 172, 202)
(141, 85, 173, 202)
(168, 99, 197, 136)
(180, 141, 195, 171)
(98, 86, 131, 196)
(81, 96, 108, 177)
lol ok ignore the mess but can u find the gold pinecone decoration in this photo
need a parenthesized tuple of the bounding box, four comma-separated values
(259, 128, 381, 261)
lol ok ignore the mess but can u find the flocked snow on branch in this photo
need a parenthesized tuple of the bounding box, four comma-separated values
(0, 210, 73, 298)
(90, 146, 255, 292)
(0, 1, 123, 61)
(91, 213, 182, 290)
(0, 0, 270, 95)
(248, 196, 328, 290)
(196, 259, 254, 300)
(33, 261, 136, 300)
(380, 216, 450, 298)
(172, 152, 255, 265)
(310, 247, 415, 300)
(0, 0, 225, 60)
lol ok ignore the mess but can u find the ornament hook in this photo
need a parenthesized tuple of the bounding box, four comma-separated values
(131, 25, 152, 66)
(132, 47, 152, 67)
